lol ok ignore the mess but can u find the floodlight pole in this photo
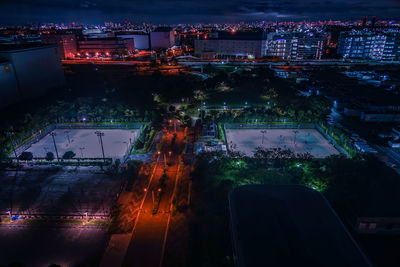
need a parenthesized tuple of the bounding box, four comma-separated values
(65, 130, 71, 144)
(79, 147, 85, 158)
(50, 132, 60, 161)
(6, 132, 19, 165)
(95, 131, 106, 163)
(261, 130, 267, 144)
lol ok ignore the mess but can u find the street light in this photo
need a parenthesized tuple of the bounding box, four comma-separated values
(95, 131, 106, 163)
(261, 130, 267, 144)
(6, 132, 19, 165)
(293, 130, 299, 146)
(50, 132, 60, 161)
(65, 130, 71, 144)
(79, 147, 85, 158)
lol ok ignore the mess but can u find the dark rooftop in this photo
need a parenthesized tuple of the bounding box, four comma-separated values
(153, 27, 173, 32)
(211, 31, 267, 40)
(229, 185, 371, 267)
(0, 43, 57, 53)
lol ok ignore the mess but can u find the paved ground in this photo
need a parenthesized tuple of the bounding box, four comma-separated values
(225, 128, 340, 158)
(26, 129, 139, 160)
(121, 119, 185, 267)
(0, 224, 107, 267)
(0, 166, 123, 217)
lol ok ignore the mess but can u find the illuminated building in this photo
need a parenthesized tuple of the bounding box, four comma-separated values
(266, 33, 325, 60)
(41, 33, 77, 59)
(78, 37, 135, 55)
(194, 31, 268, 59)
(337, 31, 400, 60)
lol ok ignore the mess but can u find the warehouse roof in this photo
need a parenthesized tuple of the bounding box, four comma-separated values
(229, 185, 371, 267)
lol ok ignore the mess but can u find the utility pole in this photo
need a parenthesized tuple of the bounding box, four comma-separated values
(293, 130, 299, 146)
(95, 131, 106, 163)
(50, 132, 59, 161)
(6, 132, 19, 165)
(65, 130, 71, 144)
(79, 147, 85, 158)
(261, 130, 267, 144)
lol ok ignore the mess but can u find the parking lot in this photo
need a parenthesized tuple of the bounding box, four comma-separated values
(0, 166, 123, 217)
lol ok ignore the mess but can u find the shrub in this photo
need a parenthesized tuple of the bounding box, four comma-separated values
(62, 151, 76, 159)
(46, 152, 55, 161)
(19, 152, 33, 161)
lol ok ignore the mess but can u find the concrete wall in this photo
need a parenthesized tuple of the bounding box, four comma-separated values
(194, 39, 264, 59)
(150, 31, 174, 49)
(0, 62, 20, 108)
(0, 45, 65, 108)
(117, 34, 149, 50)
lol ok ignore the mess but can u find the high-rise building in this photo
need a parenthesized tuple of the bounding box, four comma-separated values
(265, 33, 325, 60)
(337, 31, 400, 60)
(41, 33, 77, 59)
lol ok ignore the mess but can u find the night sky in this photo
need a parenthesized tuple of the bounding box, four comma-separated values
(1, 0, 400, 25)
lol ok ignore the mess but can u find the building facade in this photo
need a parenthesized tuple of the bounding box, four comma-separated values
(266, 33, 325, 60)
(194, 31, 267, 59)
(150, 27, 174, 50)
(337, 31, 400, 60)
(116, 32, 150, 50)
(0, 44, 65, 108)
(41, 33, 77, 59)
(78, 37, 135, 55)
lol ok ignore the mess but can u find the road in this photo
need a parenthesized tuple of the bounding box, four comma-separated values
(122, 119, 185, 267)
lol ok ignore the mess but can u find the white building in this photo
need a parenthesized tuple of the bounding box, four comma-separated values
(116, 32, 150, 50)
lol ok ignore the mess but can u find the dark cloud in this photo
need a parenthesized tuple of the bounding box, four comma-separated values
(0, 0, 399, 24)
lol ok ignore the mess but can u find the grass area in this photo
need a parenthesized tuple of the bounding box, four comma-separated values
(217, 123, 226, 142)
(1, 218, 109, 227)
(131, 124, 157, 154)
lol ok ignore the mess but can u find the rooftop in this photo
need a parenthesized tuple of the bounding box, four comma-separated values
(229, 185, 371, 267)
(0, 43, 58, 53)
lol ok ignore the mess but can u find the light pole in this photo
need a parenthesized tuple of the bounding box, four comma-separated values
(65, 130, 71, 144)
(95, 131, 106, 163)
(50, 132, 60, 161)
(123, 141, 129, 153)
(6, 132, 19, 164)
(261, 130, 267, 144)
(79, 147, 85, 158)
(293, 130, 299, 146)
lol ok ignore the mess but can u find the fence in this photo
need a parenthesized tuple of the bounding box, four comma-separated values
(9, 123, 143, 159)
(224, 123, 316, 130)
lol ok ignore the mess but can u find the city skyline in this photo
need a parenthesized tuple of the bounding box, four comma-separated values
(1, 0, 400, 25)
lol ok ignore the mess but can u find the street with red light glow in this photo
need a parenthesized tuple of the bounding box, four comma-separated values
(122, 119, 186, 267)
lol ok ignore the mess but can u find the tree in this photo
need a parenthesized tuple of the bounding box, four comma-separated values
(62, 151, 76, 159)
(46, 152, 55, 161)
(19, 152, 33, 161)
